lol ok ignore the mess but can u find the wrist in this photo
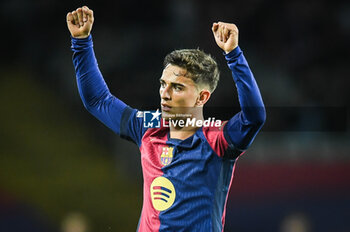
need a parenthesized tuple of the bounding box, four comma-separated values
(71, 33, 90, 39)
(71, 34, 93, 52)
(224, 45, 238, 54)
(224, 46, 242, 60)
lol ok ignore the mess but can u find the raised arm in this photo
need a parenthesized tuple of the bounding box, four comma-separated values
(66, 6, 144, 144)
(212, 22, 266, 151)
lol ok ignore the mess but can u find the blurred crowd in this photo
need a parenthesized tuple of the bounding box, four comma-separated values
(1, 0, 350, 105)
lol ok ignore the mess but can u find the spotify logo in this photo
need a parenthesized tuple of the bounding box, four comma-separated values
(150, 176, 176, 211)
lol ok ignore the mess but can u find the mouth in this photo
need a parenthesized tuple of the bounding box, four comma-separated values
(161, 103, 172, 112)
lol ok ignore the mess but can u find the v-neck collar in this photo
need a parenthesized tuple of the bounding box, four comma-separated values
(166, 127, 202, 148)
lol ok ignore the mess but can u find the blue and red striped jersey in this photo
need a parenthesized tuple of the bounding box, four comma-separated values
(71, 35, 265, 232)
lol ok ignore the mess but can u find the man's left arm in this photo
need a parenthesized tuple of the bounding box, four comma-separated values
(212, 22, 266, 152)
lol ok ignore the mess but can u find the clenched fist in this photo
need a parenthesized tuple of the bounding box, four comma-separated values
(66, 6, 94, 39)
(212, 22, 239, 54)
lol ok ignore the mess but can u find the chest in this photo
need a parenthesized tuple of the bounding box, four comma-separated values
(139, 135, 222, 184)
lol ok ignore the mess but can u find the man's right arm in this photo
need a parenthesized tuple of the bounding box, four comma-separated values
(68, 6, 145, 146)
(71, 35, 128, 135)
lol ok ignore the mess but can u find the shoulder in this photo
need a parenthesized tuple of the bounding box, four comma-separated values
(201, 120, 244, 159)
(141, 125, 169, 144)
(202, 120, 227, 139)
(201, 120, 229, 158)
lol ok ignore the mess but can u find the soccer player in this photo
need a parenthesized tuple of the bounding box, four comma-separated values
(67, 6, 265, 232)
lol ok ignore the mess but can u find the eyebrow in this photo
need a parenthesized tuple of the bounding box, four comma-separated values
(173, 70, 188, 77)
(159, 78, 185, 87)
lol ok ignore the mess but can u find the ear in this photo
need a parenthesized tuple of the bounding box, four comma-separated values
(195, 89, 211, 106)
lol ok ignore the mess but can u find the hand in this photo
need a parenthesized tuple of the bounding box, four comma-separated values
(212, 22, 239, 54)
(66, 6, 94, 39)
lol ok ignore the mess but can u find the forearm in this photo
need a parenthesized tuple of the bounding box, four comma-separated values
(71, 35, 127, 134)
(224, 46, 266, 150)
(225, 46, 265, 123)
(72, 35, 110, 108)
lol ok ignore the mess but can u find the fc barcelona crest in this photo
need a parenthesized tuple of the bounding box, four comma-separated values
(161, 146, 174, 166)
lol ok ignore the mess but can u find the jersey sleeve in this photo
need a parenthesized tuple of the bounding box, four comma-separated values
(71, 35, 147, 146)
(223, 46, 266, 154)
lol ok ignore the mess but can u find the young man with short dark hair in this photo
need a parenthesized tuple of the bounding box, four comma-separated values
(67, 6, 265, 232)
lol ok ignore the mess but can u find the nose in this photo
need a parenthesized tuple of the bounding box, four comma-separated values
(160, 85, 171, 100)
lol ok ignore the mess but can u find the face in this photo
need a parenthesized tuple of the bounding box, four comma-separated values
(159, 65, 202, 119)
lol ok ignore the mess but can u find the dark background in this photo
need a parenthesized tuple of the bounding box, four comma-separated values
(0, 0, 349, 231)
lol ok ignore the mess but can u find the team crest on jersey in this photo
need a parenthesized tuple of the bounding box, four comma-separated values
(160, 146, 174, 166)
(150, 176, 176, 211)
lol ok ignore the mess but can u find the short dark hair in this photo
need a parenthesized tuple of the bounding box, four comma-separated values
(163, 49, 220, 92)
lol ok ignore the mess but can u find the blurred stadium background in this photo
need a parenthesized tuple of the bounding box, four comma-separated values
(0, 0, 349, 231)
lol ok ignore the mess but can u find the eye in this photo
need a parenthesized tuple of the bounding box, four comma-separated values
(174, 85, 183, 91)
(160, 81, 166, 88)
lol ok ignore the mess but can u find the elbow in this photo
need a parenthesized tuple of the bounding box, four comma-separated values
(79, 90, 111, 114)
(82, 101, 94, 113)
(250, 106, 266, 127)
(256, 107, 266, 126)
(80, 96, 100, 114)
(242, 105, 266, 128)
(235, 121, 264, 151)
(239, 108, 266, 149)
(79, 100, 95, 115)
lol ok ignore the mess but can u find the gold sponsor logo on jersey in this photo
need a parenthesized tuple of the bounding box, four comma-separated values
(150, 176, 176, 211)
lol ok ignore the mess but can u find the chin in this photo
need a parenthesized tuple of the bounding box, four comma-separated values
(161, 111, 173, 120)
